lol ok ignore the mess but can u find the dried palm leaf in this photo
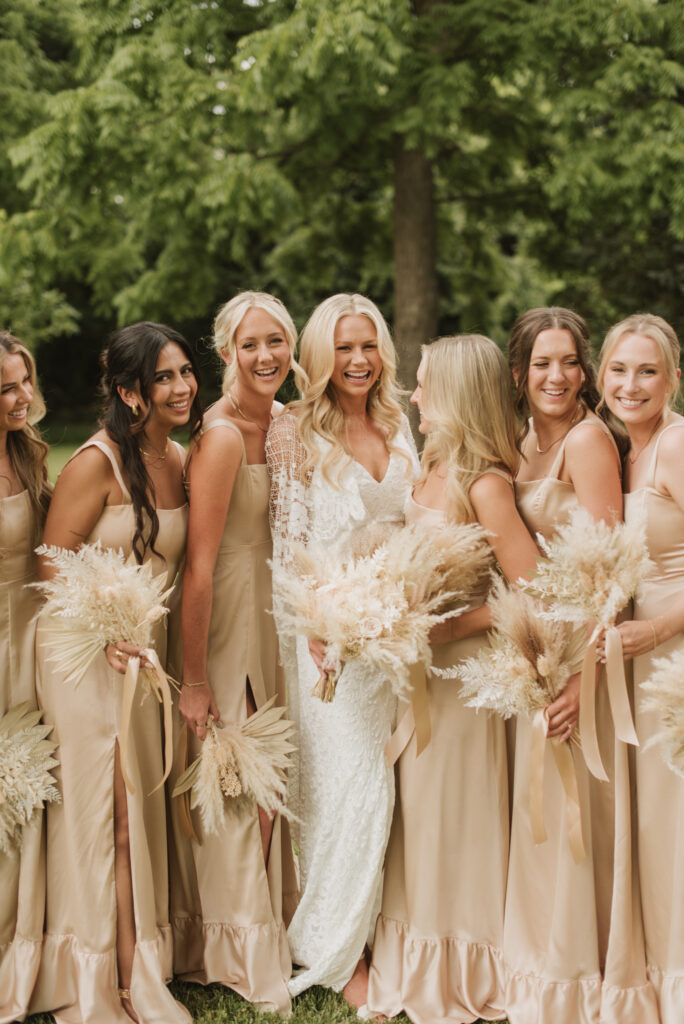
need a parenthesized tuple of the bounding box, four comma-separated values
(173, 696, 297, 838)
(33, 542, 173, 687)
(641, 649, 684, 779)
(0, 701, 60, 855)
(454, 576, 576, 720)
(272, 521, 492, 701)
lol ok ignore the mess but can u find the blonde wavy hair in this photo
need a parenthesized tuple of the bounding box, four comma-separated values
(0, 332, 51, 538)
(418, 335, 520, 523)
(290, 293, 407, 484)
(212, 290, 301, 394)
(598, 313, 681, 411)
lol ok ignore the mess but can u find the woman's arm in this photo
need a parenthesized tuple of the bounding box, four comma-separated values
(564, 422, 623, 524)
(179, 426, 242, 738)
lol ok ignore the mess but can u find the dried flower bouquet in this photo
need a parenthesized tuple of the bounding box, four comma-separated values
(172, 696, 297, 838)
(34, 542, 173, 687)
(33, 542, 177, 794)
(0, 702, 60, 855)
(453, 578, 585, 863)
(272, 521, 492, 702)
(641, 649, 684, 779)
(521, 506, 652, 778)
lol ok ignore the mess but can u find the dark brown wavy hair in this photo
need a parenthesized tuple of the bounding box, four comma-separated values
(507, 307, 602, 445)
(0, 332, 52, 540)
(100, 322, 202, 563)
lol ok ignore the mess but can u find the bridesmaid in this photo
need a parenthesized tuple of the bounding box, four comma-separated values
(367, 334, 541, 1024)
(31, 323, 201, 1024)
(0, 332, 51, 1024)
(170, 292, 298, 1014)
(504, 307, 656, 1023)
(598, 313, 684, 1023)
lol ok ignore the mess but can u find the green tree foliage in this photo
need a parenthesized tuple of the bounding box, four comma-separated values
(1, 0, 681, 379)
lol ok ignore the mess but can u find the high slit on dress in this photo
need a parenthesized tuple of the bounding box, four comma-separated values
(30, 440, 191, 1024)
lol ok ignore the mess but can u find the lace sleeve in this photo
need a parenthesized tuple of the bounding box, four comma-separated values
(265, 413, 312, 567)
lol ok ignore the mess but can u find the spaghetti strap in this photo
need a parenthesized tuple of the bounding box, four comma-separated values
(200, 418, 247, 464)
(69, 440, 131, 502)
(548, 413, 615, 480)
(646, 419, 684, 489)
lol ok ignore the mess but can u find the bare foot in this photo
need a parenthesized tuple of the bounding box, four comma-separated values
(342, 955, 369, 1010)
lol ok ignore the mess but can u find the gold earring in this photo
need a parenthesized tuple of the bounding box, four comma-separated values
(131, 403, 139, 416)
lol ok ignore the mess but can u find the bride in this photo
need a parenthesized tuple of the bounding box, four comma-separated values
(265, 293, 418, 1007)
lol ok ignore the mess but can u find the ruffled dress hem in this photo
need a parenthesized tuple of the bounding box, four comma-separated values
(646, 964, 684, 1023)
(367, 915, 506, 1024)
(172, 914, 291, 1016)
(0, 934, 42, 1024)
(504, 969, 601, 1024)
(30, 927, 190, 1024)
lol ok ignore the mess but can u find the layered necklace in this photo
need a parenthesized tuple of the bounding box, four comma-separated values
(140, 436, 169, 466)
(535, 403, 584, 455)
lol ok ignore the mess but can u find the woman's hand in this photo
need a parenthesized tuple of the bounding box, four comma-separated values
(105, 641, 150, 675)
(546, 670, 581, 741)
(179, 683, 220, 741)
(308, 638, 328, 673)
(596, 619, 661, 662)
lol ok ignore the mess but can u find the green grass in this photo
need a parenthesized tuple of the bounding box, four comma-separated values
(43, 423, 91, 482)
(26, 983, 418, 1023)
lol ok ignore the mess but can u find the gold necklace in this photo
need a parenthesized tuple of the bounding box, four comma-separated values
(627, 418, 663, 464)
(535, 404, 583, 455)
(141, 437, 169, 463)
(228, 392, 271, 434)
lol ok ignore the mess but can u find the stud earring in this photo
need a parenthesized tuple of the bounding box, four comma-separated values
(131, 403, 139, 416)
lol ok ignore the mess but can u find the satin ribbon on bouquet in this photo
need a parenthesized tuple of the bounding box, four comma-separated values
(384, 662, 431, 766)
(119, 647, 174, 796)
(529, 708, 585, 864)
(579, 624, 639, 782)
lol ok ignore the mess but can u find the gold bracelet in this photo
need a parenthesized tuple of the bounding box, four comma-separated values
(649, 621, 658, 651)
(182, 679, 209, 688)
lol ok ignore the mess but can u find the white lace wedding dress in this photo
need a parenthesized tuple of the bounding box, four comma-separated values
(266, 412, 418, 996)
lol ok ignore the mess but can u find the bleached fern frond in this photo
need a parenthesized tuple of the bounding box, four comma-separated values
(0, 702, 60, 855)
(642, 649, 684, 779)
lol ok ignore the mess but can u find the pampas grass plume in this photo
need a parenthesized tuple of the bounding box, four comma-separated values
(641, 648, 684, 779)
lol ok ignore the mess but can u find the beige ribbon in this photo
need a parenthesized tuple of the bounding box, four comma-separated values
(119, 648, 174, 796)
(579, 625, 638, 782)
(176, 723, 200, 843)
(384, 662, 431, 766)
(528, 708, 586, 864)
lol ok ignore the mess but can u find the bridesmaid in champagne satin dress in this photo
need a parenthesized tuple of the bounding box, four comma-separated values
(599, 312, 684, 1024)
(0, 333, 51, 1024)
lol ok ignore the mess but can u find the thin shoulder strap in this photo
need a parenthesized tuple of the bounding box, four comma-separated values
(647, 420, 684, 488)
(69, 440, 131, 502)
(548, 414, 613, 480)
(201, 418, 247, 463)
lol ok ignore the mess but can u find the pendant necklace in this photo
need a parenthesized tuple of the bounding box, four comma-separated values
(535, 403, 583, 455)
(228, 392, 271, 434)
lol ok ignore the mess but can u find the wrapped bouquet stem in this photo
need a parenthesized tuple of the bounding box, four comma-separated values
(33, 542, 176, 794)
(523, 507, 653, 780)
(272, 521, 492, 757)
(455, 578, 585, 863)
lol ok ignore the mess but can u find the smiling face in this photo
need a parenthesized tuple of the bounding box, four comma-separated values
(602, 332, 678, 428)
(0, 352, 34, 436)
(145, 341, 198, 430)
(329, 314, 383, 403)
(232, 307, 291, 397)
(525, 328, 584, 420)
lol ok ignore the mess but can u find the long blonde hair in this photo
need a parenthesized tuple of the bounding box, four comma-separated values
(0, 332, 51, 536)
(212, 291, 301, 394)
(418, 335, 519, 523)
(598, 313, 681, 410)
(291, 293, 406, 484)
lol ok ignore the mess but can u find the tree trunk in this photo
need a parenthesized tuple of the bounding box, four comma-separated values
(393, 137, 438, 433)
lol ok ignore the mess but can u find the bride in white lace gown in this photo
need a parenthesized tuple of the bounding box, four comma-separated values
(266, 294, 418, 1005)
